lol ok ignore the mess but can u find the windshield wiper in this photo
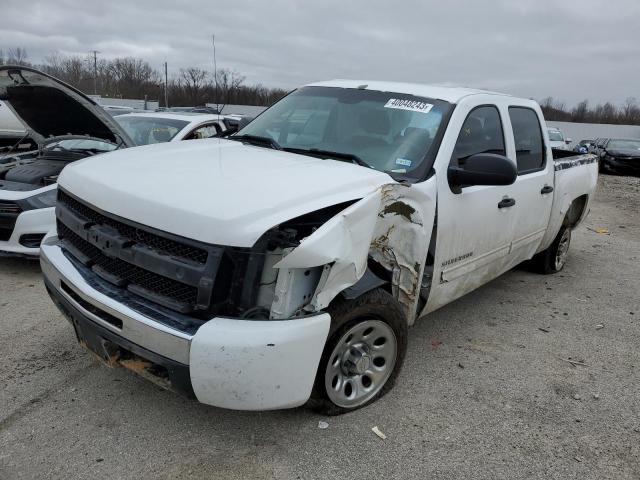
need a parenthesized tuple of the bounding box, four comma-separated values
(283, 147, 370, 168)
(229, 134, 281, 150)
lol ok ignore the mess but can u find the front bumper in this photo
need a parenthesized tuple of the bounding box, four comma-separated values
(40, 236, 331, 411)
(0, 206, 54, 257)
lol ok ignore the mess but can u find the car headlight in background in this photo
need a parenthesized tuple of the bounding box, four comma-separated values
(16, 188, 57, 210)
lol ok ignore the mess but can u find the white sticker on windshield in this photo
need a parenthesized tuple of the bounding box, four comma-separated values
(395, 158, 412, 167)
(384, 98, 434, 114)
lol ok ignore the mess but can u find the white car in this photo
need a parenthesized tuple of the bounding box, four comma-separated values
(547, 127, 572, 150)
(41, 80, 598, 414)
(0, 67, 228, 258)
(114, 112, 226, 145)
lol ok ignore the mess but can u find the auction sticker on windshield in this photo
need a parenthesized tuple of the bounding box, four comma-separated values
(384, 98, 434, 114)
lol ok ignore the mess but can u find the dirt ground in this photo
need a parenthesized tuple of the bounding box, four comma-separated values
(0, 174, 638, 480)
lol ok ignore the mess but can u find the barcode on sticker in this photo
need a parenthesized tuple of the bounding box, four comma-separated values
(384, 99, 434, 114)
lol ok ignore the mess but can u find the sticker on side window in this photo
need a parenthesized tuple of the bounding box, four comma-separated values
(384, 99, 434, 114)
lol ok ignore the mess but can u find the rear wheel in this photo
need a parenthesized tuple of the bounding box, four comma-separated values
(530, 226, 571, 274)
(309, 288, 407, 415)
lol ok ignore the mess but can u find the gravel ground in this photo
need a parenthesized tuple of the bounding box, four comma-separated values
(0, 174, 638, 480)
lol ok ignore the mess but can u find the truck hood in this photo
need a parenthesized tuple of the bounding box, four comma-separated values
(59, 139, 396, 247)
(0, 66, 134, 148)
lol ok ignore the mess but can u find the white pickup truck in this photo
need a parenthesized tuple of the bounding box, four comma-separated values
(40, 80, 598, 414)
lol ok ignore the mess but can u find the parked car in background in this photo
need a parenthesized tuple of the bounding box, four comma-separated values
(573, 139, 593, 154)
(41, 80, 598, 414)
(158, 106, 220, 115)
(102, 105, 148, 117)
(547, 127, 572, 150)
(0, 66, 230, 258)
(115, 112, 226, 145)
(0, 66, 135, 258)
(597, 138, 640, 174)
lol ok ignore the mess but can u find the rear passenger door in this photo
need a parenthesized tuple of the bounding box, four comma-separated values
(505, 106, 555, 264)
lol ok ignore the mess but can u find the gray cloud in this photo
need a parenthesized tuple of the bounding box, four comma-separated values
(2, 0, 639, 105)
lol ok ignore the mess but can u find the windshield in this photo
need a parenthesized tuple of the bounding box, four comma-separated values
(548, 130, 564, 141)
(607, 139, 640, 151)
(236, 86, 452, 178)
(45, 138, 117, 152)
(115, 116, 188, 145)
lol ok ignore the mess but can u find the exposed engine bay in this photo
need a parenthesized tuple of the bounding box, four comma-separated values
(0, 140, 113, 192)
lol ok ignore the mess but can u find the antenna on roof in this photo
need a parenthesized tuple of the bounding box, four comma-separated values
(212, 34, 219, 114)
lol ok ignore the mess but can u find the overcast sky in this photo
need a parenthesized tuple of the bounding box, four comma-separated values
(2, 0, 639, 106)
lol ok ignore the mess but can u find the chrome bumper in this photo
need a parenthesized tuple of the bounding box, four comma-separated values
(40, 235, 192, 364)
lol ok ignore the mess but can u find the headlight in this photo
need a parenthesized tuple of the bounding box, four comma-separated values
(16, 188, 57, 210)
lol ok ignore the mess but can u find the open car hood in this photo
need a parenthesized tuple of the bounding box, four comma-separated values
(0, 66, 134, 148)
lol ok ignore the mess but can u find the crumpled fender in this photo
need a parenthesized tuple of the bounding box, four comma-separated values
(275, 177, 437, 323)
(274, 192, 381, 309)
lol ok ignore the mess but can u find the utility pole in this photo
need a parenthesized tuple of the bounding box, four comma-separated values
(90, 50, 100, 96)
(164, 61, 169, 108)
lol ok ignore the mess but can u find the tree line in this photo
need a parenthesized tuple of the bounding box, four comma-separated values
(1, 47, 639, 124)
(0, 48, 288, 108)
(539, 97, 640, 126)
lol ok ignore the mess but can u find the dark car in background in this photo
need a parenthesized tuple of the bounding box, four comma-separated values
(598, 138, 640, 174)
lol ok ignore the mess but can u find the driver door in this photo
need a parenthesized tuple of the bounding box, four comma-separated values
(426, 103, 518, 312)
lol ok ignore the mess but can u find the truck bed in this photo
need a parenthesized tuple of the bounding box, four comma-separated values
(537, 149, 599, 252)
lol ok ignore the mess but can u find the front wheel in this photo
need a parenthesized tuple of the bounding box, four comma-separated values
(309, 288, 407, 415)
(530, 226, 572, 274)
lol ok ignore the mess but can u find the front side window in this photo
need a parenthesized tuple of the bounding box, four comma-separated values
(186, 123, 220, 140)
(509, 107, 545, 174)
(115, 116, 189, 145)
(451, 105, 505, 167)
(236, 86, 453, 179)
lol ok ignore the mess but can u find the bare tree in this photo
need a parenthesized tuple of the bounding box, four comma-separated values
(213, 68, 245, 109)
(7, 47, 28, 65)
(179, 67, 209, 105)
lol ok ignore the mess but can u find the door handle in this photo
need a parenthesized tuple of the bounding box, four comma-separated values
(540, 185, 554, 194)
(498, 197, 516, 209)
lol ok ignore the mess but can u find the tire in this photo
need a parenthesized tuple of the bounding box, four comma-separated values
(308, 288, 408, 416)
(530, 226, 572, 274)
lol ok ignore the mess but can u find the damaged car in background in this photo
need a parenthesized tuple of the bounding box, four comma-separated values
(40, 80, 598, 414)
(0, 66, 231, 258)
(0, 66, 135, 257)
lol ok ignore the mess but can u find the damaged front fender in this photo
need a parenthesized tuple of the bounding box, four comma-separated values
(275, 177, 437, 323)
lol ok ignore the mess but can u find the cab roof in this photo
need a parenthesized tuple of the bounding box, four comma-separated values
(306, 79, 512, 104)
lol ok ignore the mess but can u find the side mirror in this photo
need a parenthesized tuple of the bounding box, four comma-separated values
(448, 153, 517, 193)
(565, 138, 572, 144)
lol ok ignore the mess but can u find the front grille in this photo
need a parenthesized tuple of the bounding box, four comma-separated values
(58, 221, 198, 308)
(0, 201, 21, 241)
(58, 191, 208, 264)
(0, 201, 21, 215)
(55, 190, 227, 314)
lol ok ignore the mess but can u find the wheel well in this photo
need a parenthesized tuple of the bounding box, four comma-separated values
(563, 194, 588, 229)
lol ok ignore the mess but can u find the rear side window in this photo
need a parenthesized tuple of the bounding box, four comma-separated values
(451, 105, 505, 166)
(509, 107, 545, 174)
